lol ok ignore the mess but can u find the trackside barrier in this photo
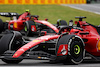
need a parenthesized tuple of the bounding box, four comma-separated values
(0, 0, 86, 4)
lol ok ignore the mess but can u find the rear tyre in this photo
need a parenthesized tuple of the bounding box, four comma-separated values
(57, 35, 85, 65)
(3, 22, 8, 30)
(0, 19, 4, 33)
(0, 33, 13, 54)
(0, 31, 23, 64)
(24, 21, 37, 36)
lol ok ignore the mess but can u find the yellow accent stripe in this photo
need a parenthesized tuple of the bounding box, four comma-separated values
(33, 40, 40, 42)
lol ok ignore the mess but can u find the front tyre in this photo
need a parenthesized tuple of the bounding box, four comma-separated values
(57, 35, 85, 65)
(2, 59, 23, 64)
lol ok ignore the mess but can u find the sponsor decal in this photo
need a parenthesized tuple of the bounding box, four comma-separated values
(19, 49, 25, 52)
(57, 45, 68, 56)
(33, 40, 40, 42)
(31, 25, 36, 32)
(15, 54, 17, 56)
(61, 45, 67, 55)
(31, 26, 34, 31)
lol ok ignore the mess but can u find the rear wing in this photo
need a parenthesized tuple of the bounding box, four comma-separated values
(0, 12, 19, 17)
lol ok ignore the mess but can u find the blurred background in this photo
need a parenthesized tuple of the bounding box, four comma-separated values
(87, 0, 100, 4)
(0, 0, 86, 4)
(0, 0, 100, 25)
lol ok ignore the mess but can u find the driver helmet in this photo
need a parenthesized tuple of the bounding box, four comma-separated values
(25, 9, 30, 16)
(69, 20, 73, 27)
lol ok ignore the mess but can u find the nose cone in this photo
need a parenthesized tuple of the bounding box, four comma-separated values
(12, 50, 24, 58)
(13, 54, 18, 58)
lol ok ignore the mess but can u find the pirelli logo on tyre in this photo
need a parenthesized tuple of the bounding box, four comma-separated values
(0, 0, 86, 4)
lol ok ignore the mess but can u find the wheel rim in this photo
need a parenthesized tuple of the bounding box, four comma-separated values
(74, 45, 80, 55)
(24, 26, 27, 31)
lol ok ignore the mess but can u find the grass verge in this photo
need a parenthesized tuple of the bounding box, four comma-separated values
(0, 5, 100, 25)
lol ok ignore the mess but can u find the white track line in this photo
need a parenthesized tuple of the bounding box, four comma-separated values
(61, 4, 100, 15)
(82, 4, 100, 9)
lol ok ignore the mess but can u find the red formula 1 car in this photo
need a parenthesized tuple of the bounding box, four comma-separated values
(0, 17, 100, 65)
(0, 10, 67, 36)
(0, 11, 42, 36)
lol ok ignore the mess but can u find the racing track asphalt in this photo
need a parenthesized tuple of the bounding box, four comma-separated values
(0, 59, 100, 67)
(61, 4, 100, 15)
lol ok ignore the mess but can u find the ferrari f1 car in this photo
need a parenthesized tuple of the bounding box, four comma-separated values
(0, 16, 100, 65)
(0, 10, 42, 36)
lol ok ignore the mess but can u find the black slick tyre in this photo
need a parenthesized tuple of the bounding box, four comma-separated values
(0, 19, 4, 33)
(0, 33, 13, 54)
(24, 21, 36, 36)
(57, 35, 85, 65)
(2, 59, 22, 64)
(0, 31, 23, 64)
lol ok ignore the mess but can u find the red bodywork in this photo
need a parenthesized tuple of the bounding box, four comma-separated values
(13, 19, 100, 58)
(8, 12, 59, 33)
(13, 35, 60, 58)
(34, 20, 59, 33)
(70, 21, 100, 56)
(8, 12, 30, 31)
